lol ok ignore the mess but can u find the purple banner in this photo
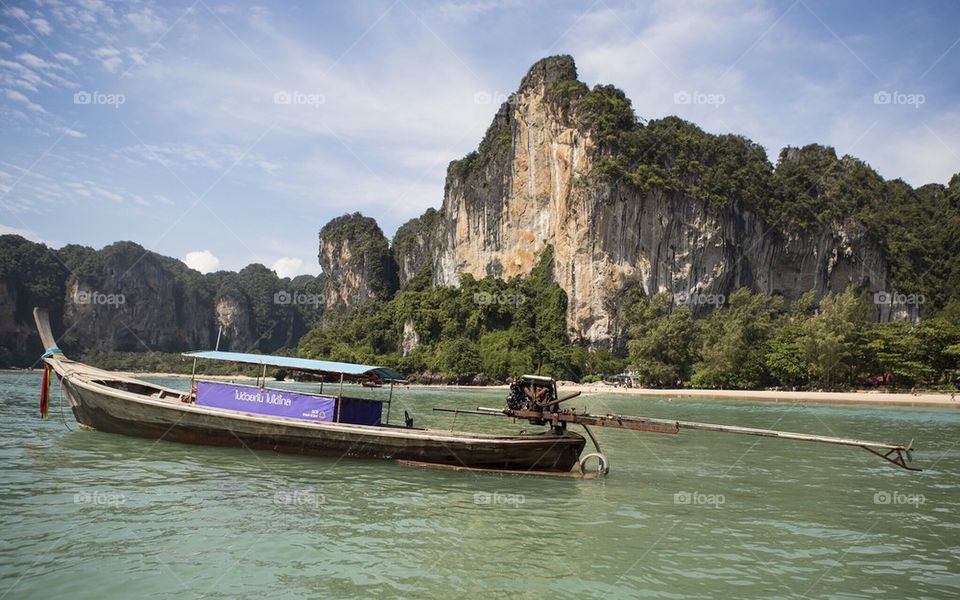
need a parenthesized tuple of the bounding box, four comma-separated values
(196, 381, 336, 422)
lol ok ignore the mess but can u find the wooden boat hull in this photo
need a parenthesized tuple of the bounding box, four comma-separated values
(50, 361, 585, 472)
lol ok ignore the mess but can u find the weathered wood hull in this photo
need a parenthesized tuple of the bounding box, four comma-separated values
(49, 360, 585, 472)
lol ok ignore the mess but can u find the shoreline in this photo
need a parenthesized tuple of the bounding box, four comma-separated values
(393, 382, 960, 408)
(4, 369, 957, 408)
(547, 384, 960, 408)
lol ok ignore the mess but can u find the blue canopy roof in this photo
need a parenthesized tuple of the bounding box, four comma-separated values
(182, 351, 405, 382)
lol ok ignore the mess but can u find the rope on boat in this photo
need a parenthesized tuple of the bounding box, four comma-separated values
(579, 424, 609, 476)
(39, 364, 50, 419)
(58, 372, 73, 432)
(578, 453, 609, 476)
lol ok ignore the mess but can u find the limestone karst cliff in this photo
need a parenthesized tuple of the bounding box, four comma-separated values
(389, 55, 939, 347)
(318, 213, 398, 313)
(0, 236, 319, 365)
(391, 208, 442, 288)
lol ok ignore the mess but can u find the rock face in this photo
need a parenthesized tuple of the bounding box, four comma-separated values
(63, 242, 215, 352)
(319, 213, 398, 313)
(392, 208, 442, 287)
(0, 278, 52, 364)
(400, 319, 420, 356)
(413, 55, 895, 346)
(0, 235, 68, 364)
(214, 294, 256, 352)
(0, 236, 321, 366)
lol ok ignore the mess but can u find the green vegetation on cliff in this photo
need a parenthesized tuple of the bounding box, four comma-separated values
(319, 212, 397, 302)
(299, 247, 621, 383)
(0, 235, 69, 365)
(296, 254, 960, 389)
(391, 208, 441, 287)
(0, 235, 320, 366)
(455, 57, 960, 311)
(578, 87, 960, 309)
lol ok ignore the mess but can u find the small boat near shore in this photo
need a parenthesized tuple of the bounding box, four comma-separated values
(32, 309, 585, 473)
(33, 307, 921, 475)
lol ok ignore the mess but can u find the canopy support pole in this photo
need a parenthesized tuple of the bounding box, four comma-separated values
(336, 374, 344, 422)
(261, 364, 267, 388)
(385, 382, 394, 425)
(189, 358, 197, 399)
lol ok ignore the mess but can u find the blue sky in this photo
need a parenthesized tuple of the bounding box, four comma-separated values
(1, 0, 958, 277)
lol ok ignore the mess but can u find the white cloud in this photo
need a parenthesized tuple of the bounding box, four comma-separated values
(271, 257, 304, 278)
(184, 250, 221, 273)
(5, 89, 45, 113)
(60, 127, 86, 138)
(11, 79, 39, 93)
(17, 53, 50, 70)
(115, 142, 281, 174)
(55, 52, 81, 66)
(5, 89, 30, 103)
(4, 7, 29, 21)
(31, 17, 52, 35)
(93, 47, 123, 73)
(125, 8, 166, 35)
(0, 223, 58, 246)
(0, 223, 37, 238)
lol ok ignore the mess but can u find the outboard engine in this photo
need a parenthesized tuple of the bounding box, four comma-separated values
(506, 375, 563, 429)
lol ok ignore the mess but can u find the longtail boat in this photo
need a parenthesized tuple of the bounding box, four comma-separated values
(33, 308, 920, 476)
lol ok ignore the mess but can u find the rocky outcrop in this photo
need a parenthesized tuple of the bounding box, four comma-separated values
(63, 242, 215, 352)
(0, 236, 320, 365)
(400, 319, 420, 356)
(0, 235, 68, 365)
(411, 55, 897, 346)
(214, 294, 256, 352)
(392, 208, 442, 287)
(319, 213, 397, 313)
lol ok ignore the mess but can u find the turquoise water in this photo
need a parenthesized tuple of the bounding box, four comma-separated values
(1, 371, 958, 599)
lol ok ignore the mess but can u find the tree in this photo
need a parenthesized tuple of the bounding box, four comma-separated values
(437, 338, 482, 382)
(691, 289, 782, 389)
(626, 293, 697, 387)
(764, 322, 808, 388)
(797, 288, 869, 389)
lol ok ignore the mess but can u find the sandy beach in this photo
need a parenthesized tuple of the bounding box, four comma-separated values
(549, 384, 960, 408)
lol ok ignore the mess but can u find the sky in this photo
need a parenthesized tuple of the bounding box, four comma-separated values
(1, 0, 958, 278)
